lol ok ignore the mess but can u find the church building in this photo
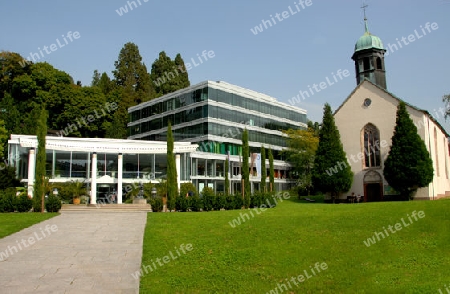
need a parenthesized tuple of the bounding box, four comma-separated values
(333, 14, 450, 201)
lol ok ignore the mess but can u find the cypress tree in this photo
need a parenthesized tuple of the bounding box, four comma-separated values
(242, 129, 250, 208)
(312, 103, 353, 201)
(260, 146, 267, 192)
(225, 157, 230, 196)
(33, 106, 47, 212)
(166, 122, 177, 211)
(383, 102, 434, 200)
(268, 148, 275, 192)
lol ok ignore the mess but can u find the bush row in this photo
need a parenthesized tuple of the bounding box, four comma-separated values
(0, 189, 33, 212)
(0, 188, 62, 213)
(148, 190, 281, 213)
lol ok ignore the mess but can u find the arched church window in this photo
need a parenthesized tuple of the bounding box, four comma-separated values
(363, 124, 381, 168)
(363, 57, 370, 71)
(376, 57, 382, 69)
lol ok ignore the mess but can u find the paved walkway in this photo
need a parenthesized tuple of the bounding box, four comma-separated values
(0, 211, 148, 294)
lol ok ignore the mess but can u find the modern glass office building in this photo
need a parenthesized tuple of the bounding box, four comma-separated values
(128, 81, 308, 193)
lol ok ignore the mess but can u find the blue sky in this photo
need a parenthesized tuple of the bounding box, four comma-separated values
(1, 0, 449, 131)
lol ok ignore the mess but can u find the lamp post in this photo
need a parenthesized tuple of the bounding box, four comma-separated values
(151, 187, 157, 199)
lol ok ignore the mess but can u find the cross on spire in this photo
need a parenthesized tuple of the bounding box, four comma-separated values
(361, 3, 370, 34)
(361, 3, 368, 20)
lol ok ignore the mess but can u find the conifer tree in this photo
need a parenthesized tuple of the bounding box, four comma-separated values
(151, 51, 190, 97)
(260, 146, 267, 192)
(384, 102, 434, 200)
(242, 129, 250, 207)
(225, 157, 230, 196)
(33, 106, 47, 212)
(166, 122, 177, 211)
(268, 148, 275, 192)
(174, 53, 190, 89)
(312, 103, 353, 201)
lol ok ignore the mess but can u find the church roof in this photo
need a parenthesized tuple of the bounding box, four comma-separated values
(354, 17, 385, 52)
(334, 79, 450, 138)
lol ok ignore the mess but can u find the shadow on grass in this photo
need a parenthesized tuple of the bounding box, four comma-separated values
(284, 194, 325, 204)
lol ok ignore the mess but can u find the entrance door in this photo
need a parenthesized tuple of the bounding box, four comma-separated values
(365, 183, 382, 202)
(363, 170, 383, 202)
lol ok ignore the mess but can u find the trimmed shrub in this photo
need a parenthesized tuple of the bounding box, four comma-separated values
(180, 182, 197, 198)
(202, 187, 215, 212)
(233, 193, 243, 210)
(45, 194, 62, 212)
(215, 193, 226, 210)
(14, 194, 32, 212)
(0, 188, 16, 212)
(225, 194, 235, 210)
(189, 194, 202, 212)
(150, 197, 163, 212)
(175, 195, 188, 212)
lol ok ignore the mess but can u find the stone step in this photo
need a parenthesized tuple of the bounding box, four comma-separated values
(61, 204, 152, 212)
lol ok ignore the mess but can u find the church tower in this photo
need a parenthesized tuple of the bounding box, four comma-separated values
(351, 6, 387, 89)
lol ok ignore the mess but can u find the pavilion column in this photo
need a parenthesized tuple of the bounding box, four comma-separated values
(27, 148, 36, 197)
(117, 153, 123, 204)
(90, 152, 97, 204)
(176, 154, 181, 192)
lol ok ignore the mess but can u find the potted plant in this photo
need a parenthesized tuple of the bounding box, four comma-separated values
(68, 180, 86, 205)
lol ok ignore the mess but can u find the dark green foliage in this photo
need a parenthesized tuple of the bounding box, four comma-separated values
(233, 193, 243, 209)
(151, 51, 190, 97)
(189, 194, 202, 212)
(225, 194, 235, 210)
(166, 122, 177, 211)
(260, 146, 267, 192)
(383, 102, 434, 199)
(312, 103, 353, 198)
(252, 191, 277, 208)
(224, 158, 230, 196)
(0, 166, 21, 190)
(180, 182, 197, 198)
(0, 188, 16, 212)
(242, 129, 251, 207)
(14, 194, 32, 212)
(175, 195, 188, 212)
(250, 192, 262, 208)
(33, 106, 47, 212)
(174, 54, 190, 89)
(45, 194, 61, 212)
(202, 187, 215, 211)
(268, 148, 275, 192)
(150, 197, 164, 212)
(214, 193, 226, 210)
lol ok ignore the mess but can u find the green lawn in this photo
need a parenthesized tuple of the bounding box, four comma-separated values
(0, 213, 59, 239)
(139, 197, 450, 293)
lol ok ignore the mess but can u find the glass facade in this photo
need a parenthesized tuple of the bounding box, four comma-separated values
(128, 83, 307, 159)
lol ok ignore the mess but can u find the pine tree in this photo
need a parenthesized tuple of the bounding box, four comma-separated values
(268, 148, 275, 192)
(312, 103, 353, 201)
(260, 146, 267, 192)
(242, 129, 250, 207)
(166, 122, 178, 211)
(174, 53, 190, 89)
(383, 102, 434, 200)
(225, 157, 230, 196)
(151, 51, 190, 97)
(110, 43, 155, 138)
(33, 106, 47, 212)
